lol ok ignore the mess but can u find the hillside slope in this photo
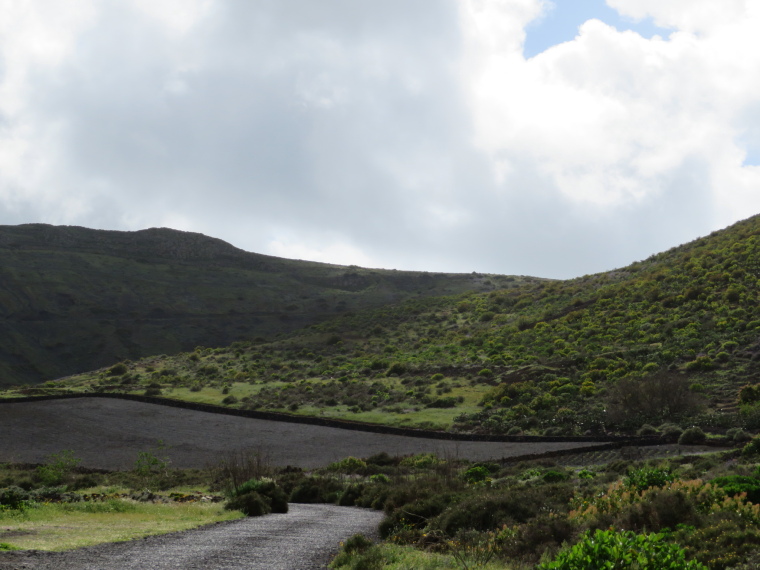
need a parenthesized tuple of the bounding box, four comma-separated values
(0, 224, 529, 387)
(28, 214, 760, 435)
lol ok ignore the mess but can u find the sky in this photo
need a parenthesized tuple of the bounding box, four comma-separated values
(1, 0, 759, 279)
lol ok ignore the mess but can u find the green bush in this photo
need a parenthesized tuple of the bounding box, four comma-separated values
(329, 534, 382, 569)
(637, 424, 660, 436)
(538, 529, 707, 569)
(232, 478, 288, 513)
(327, 457, 367, 474)
(624, 467, 675, 492)
(679, 427, 706, 445)
(108, 363, 128, 376)
(742, 437, 760, 457)
(543, 469, 569, 483)
(369, 474, 390, 484)
(0, 486, 30, 510)
(35, 450, 81, 487)
(289, 477, 344, 504)
(710, 476, 760, 504)
(225, 491, 271, 517)
(462, 466, 490, 484)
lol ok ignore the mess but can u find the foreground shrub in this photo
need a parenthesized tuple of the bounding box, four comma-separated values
(673, 511, 760, 569)
(224, 491, 271, 517)
(237, 479, 287, 513)
(289, 476, 344, 504)
(538, 529, 707, 570)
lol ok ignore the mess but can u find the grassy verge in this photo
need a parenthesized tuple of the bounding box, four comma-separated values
(0, 500, 242, 551)
(330, 541, 521, 569)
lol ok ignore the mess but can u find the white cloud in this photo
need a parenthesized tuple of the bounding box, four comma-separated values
(0, 0, 759, 279)
(462, 0, 760, 221)
(267, 234, 374, 268)
(607, 0, 749, 34)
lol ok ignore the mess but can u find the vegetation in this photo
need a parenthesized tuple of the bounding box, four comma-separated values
(10, 214, 759, 437)
(0, 224, 516, 387)
(319, 447, 760, 568)
(7, 445, 760, 567)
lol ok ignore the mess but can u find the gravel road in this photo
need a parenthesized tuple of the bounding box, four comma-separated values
(0, 398, 608, 469)
(0, 504, 384, 570)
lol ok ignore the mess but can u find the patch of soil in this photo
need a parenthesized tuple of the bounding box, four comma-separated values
(0, 398, 609, 470)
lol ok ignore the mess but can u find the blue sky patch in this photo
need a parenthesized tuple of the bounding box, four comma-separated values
(524, 0, 672, 58)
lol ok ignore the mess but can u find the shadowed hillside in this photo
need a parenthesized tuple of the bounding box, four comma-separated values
(0, 224, 531, 387)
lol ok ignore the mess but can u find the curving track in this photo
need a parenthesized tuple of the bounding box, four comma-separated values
(0, 504, 384, 569)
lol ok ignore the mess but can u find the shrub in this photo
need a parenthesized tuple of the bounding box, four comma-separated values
(369, 474, 390, 484)
(289, 477, 344, 503)
(225, 491, 271, 517)
(338, 484, 364, 507)
(660, 423, 684, 442)
(399, 453, 441, 469)
(108, 363, 128, 376)
(35, 450, 81, 487)
(538, 529, 707, 569)
(606, 373, 699, 428)
(710, 476, 760, 504)
(365, 452, 396, 467)
(215, 449, 273, 494)
(327, 457, 367, 474)
(232, 478, 288, 513)
(742, 437, 760, 457)
(679, 427, 706, 445)
(462, 466, 490, 484)
(637, 424, 659, 436)
(543, 470, 569, 483)
(329, 534, 380, 569)
(625, 467, 675, 492)
(0, 486, 30, 510)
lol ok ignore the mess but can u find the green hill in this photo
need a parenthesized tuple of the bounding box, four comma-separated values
(0, 224, 527, 388)
(5, 215, 760, 435)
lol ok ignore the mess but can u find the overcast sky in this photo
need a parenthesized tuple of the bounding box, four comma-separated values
(1, 0, 759, 279)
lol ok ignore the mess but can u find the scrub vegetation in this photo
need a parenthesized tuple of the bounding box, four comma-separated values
(13, 214, 760, 437)
(10, 445, 760, 568)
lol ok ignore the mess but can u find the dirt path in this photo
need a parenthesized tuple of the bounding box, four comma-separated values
(0, 503, 384, 569)
(0, 398, 609, 469)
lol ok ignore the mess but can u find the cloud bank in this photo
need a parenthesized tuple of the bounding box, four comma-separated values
(0, 0, 758, 278)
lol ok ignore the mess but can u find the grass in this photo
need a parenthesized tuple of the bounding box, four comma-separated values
(0, 500, 242, 551)
(329, 540, 528, 569)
